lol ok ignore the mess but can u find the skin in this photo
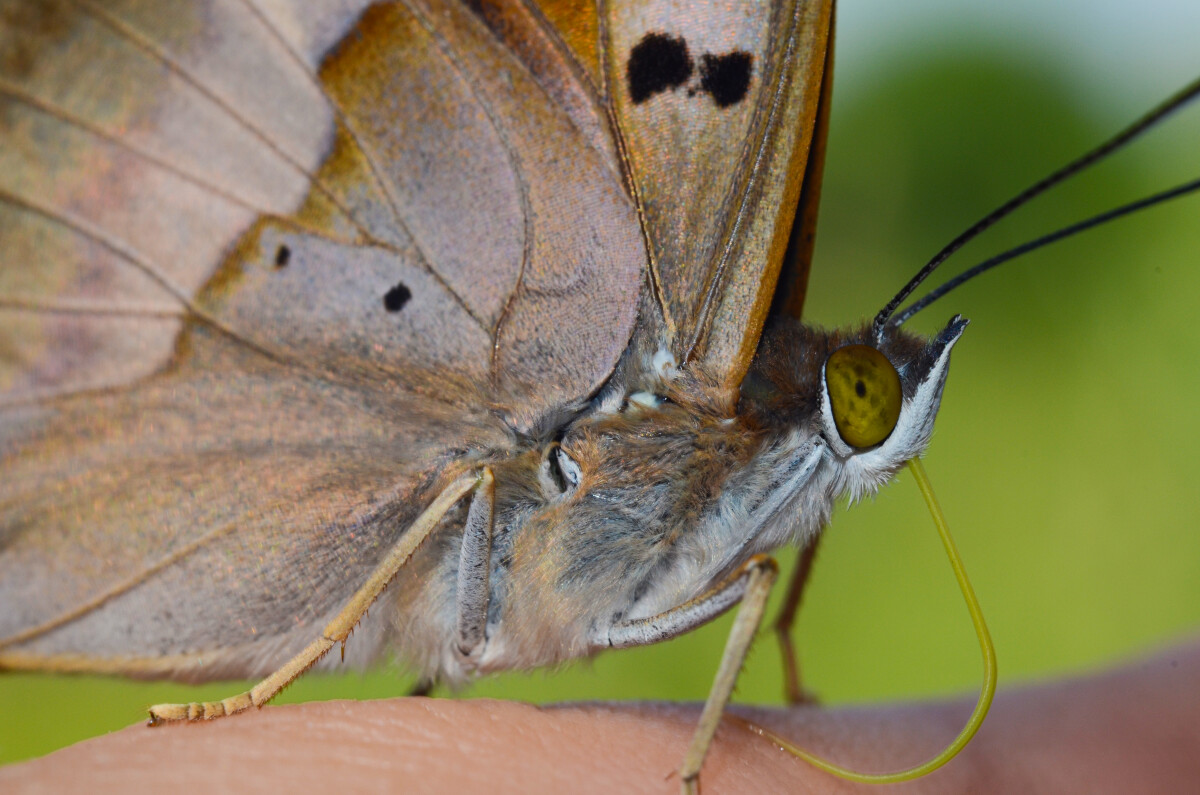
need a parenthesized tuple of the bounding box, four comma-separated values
(2, 639, 1196, 793)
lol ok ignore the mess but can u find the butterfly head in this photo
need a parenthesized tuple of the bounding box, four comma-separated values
(746, 313, 968, 504)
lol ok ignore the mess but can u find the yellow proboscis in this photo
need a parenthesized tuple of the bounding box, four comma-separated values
(744, 457, 997, 783)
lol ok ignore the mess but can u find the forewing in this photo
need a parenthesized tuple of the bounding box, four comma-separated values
(771, 9, 835, 323)
(0, 0, 645, 419)
(540, 0, 834, 389)
(236, 0, 645, 425)
(0, 0, 644, 675)
(0, 0, 325, 399)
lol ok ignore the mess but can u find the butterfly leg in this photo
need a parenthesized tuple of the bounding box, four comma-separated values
(774, 536, 822, 704)
(604, 554, 778, 795)
(406, 678, 436, 697)
(454, 465, 494, 663)
(407, 458, 494, 695)
(401, 462, 494, 695)
(146, 470, 484, 723)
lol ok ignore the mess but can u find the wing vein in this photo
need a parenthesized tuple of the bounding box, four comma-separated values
(234, 0, 490, 330)
(0, 518, 241, 650)
(684, 1, 803, 361)
(68, 0, 379, 245)
(596, 0, 670, 337)
(0, 186, 197, 312)
(403, 0, 536, 375)
(0, 79, 348, 242)
(0, 186, 343, 398)
(0, 296, 184, 318)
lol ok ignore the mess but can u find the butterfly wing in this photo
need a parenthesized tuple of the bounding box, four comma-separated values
(0, 330, 508, 678)
(564, 0, 834, 389)
(771, 8, 835, 324)
(0, 0, 644, 676)
(468, 0, 835, 390)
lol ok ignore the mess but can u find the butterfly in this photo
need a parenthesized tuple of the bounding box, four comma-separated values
(2, 0, 1200, 787)
(0, 0, 875, 785)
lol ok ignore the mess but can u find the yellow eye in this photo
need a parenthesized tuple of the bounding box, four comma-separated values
(825, 345, 902, 448)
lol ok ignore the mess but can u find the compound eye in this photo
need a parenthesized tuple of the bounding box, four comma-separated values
(825, 344, 902, 448)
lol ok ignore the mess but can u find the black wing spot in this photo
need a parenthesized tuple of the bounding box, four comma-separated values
(383, 282, 412, 313)
(627, 32, 693, 104)
(274, 244, 290, 268)
(855, 380, 867, 398)
(699, 51, 753, 108)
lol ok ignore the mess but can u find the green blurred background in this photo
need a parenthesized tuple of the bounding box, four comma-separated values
(3, 0, 1200, 766)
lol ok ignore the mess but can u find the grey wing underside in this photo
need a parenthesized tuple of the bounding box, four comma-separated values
(0, 326, 505, 679)
(0, 0, 644, 679)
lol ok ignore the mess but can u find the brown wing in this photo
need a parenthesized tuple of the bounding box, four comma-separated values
(771, 4, 835, 323)
(0, 0, 644, 677)
(592, 0, 834, 389)
(0, 327, 506, 678)
(432, 0, 835, 390)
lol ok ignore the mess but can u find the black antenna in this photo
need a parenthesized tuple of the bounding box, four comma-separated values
(872, 74, 1200, 339)
(889, 176, 1200, 327)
